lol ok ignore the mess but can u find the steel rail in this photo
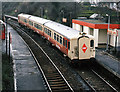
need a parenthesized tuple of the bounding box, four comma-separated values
(92, 69, 118, 92)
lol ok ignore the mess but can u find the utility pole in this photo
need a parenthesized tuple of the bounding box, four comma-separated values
(106, 14, 110, 52)
(69, 12, 72, 27)
(40, 7, 43, 18)
(5, 17, 8, 55)
(61, 10, 64, 24)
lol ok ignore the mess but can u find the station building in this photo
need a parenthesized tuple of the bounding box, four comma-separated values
(72, 18, 120, 50)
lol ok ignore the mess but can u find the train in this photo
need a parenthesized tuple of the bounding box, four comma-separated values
(18, 13, 95, 62)
(0, 20, 5, 40)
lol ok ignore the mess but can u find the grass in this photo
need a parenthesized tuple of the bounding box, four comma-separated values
(2, 53, 14, 92)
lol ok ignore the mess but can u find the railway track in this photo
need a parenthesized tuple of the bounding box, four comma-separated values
(8, 19, 120, 92)
(76, 64, 118, 92)
(9, 21, 74, 92)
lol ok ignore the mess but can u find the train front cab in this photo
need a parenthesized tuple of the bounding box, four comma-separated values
(78, 36, 95, 60)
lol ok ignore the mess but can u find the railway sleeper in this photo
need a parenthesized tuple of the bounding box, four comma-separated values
(50, 83, 67, 87)
(48, 79, 63, 82)
(49, 81, 65, 84)
(51, 88, 70, 92)
(47, 76, 62, 79)
(51, 86, 70, 90)
(46, 73, 60, 76)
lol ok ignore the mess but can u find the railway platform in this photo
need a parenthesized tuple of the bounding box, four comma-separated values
(3, 24, 47, 91)
(96, 49, 120, 79)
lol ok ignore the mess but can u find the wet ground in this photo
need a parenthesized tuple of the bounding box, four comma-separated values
(4, 24, 47, 91)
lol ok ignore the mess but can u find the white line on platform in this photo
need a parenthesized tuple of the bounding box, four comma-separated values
(10, 44, 17, 92)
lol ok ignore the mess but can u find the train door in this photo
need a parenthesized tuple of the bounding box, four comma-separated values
(78, 36, 90, 60)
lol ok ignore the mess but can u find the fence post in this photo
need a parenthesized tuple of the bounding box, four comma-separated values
(9, 32, 10, 63)
(6, 18, 8, 55)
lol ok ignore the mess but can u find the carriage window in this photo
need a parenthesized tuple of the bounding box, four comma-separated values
(38, 25, 42, 30)
(66, 40, 67, 48)
(48, 30, 51, 37)
(63, 38, 65, 46)
(54, 33, 56, 40)
(60, 36, 62, 44)
(34, 23, 38, 28)
(46, 28, 48, 34)
(57, 35, 59, 42)
(29, 21, 33, 26)
(90, 40, 94, 47)
(44, 28, 47, 33)
(68, 42, 70, 50)
(49, 30, 51, 37)
(24, 19, 27, 23)
(48, 29, 49, 35)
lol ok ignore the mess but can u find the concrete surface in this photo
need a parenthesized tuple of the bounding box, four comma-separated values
(6, 24, 47, 91)
(96, 49, 120, 78)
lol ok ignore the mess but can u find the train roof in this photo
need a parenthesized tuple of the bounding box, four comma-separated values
(5, 15, 18, 21)
(18, 14, 94, 39)
(18, 13, 50, 24)
(29, 15, 50, 25)
(44, 21, 81, 39)
(18, 13, 31, 19)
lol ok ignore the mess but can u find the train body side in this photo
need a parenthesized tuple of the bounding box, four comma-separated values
(18, 13, 95, 61)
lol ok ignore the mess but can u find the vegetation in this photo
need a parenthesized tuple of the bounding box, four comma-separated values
(2, 53, 14, 91)
(2, 2, 120, 25)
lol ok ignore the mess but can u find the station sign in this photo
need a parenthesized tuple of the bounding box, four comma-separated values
(107, 29, 118, 36)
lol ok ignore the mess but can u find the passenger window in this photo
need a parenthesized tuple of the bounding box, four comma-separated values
(50, 31, 51, 37)
(48, 30, 49, 35)
(63, 38, 65, 46)
(54, 33, 56, 40)
(38, 25, 42, 30)
(65, 40, 67, 48)
(24, 19, 27, 23)
(29, 21, 33, 26)
(60, 36, 62, 44)
(90, 40, 94, 47)
(34, 23, 37, 28)
(44, 28, 47, 33)
(68, 42, 70, 50)
(57, 35, 59, 42)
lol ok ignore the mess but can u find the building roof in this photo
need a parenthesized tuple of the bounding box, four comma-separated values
(72, 19, 120, 29)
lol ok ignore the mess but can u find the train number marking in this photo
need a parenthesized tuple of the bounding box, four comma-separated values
(82, 44, 87, 53)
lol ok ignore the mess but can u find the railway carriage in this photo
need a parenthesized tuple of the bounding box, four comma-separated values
(28, 15, 50, 35)
(18, 13, 95, 62)
(18, 14, 31, 27)
(44, 21, 95, 61)
(0, 20, 5, 40)
(18, 14, 50, 36)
